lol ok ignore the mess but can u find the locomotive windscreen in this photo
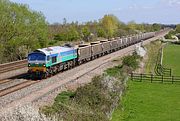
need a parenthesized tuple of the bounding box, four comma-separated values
(28, 53, 46, 61)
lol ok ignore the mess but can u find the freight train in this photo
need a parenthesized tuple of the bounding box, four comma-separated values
(28, 32, 155, 79)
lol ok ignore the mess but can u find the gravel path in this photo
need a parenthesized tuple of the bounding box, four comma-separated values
(0, 32, 168, 115)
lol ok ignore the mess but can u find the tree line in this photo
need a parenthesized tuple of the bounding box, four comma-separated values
(0, 0, 163, 64)
(48, 17, 162, 45)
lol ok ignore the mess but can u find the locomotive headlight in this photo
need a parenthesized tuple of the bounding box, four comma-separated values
(43, 64, 46, 67)
(28, 64, 31, 67)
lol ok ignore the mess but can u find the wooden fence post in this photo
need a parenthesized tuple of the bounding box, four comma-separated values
(170, 69, 172, 77)
(141, 73, 143, 82)
(172, 76, 174, 84)
(151, 74, 153, 83)
(131, 73, 133, 81)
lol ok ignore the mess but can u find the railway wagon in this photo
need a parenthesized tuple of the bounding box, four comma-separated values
(91, 42, 103, 58)
(77, 44, 91, 64)
(28, 46, 77, 78)
(109, 38, 118, 51)
(123, 37, 128, 47)
(100, 39, 111, 54)
(116, 37, 123, 49)
(131, 35, 137, 44)
(120, 37, 125, 47)
(127, 36, 132, 46)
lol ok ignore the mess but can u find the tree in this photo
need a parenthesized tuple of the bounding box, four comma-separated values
(127, 21, 137, 31)
(81, 26, 91, 41)
(152, 23, 161, 31)
(0, 0, 48, 63)
(97, 27, 106, 37)
(100, 14, 119, 38)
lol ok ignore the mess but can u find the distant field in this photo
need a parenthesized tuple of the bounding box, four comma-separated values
(163, 44, 180, 76)
(111, 81, 180, 121)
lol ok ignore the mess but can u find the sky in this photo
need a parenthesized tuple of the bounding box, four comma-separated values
(10, 0, 180, 24)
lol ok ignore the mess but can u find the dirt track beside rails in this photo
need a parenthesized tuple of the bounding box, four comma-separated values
(0, 31, 168, 115)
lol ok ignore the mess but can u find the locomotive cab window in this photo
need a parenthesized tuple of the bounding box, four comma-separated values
(52, 56, 57, 63)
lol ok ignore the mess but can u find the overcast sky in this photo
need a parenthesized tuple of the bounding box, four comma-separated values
(10, 0, 180, 24)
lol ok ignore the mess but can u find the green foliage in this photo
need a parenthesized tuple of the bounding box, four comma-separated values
(152, 23, 161, 31)
(127, 21, 137, 31)
(54, 91, 75, 104)
(0, 0, 48, 63)
(100, 14, 120, 38)
(112, 81, 180, 121)
(164, 30, 176, 39)
(122, 53, 140, 70)
(54, 27, 80, 42)
(164, 33, 173, 39)
(175, 24, 180, 33)
(42, 74, 123, 121)
(105, 65, 122, 77)
(49, 15, 162, 45)
(81, 26, 91, 41)
(97, 27, 107, 37)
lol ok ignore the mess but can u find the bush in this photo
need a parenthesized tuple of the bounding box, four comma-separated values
(164, 34, 173, 39)
(122, 53, 140, 70)
(41, 75, 123, 121)
(164, 30, 176, 39)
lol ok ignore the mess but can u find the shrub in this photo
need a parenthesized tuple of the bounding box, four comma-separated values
(122, 53, 140, 70)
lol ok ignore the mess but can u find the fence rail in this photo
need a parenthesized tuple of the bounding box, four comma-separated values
(155, 47, 172, 76)
(130, 73, 180, 84)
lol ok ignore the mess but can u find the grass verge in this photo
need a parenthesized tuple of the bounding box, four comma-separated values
(144, 41, 162, 73)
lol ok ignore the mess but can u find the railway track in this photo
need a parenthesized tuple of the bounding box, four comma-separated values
(0, 60, 27, 74)
(0, 79, 13, 85)
(0, 80, 38, 97)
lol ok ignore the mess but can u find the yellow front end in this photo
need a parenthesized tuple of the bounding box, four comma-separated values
(28, 67, 47, 72)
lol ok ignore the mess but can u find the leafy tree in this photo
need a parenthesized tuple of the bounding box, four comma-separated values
(81, 26, 91, 41)
(97, 27, 106, 37)
(127, 21, 137, 31)
(54, 27, 80, 42)
(100, 14, 119, 38)
(0, 0, 48, 63)
(152, 23, 161, 31)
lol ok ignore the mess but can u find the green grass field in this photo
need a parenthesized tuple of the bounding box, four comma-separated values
(163, 44, 180, 76)
(111, 81, 180, 121)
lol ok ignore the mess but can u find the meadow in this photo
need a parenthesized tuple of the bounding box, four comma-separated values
(163, 44, 180, 76)
(112, 81, 180, 121)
